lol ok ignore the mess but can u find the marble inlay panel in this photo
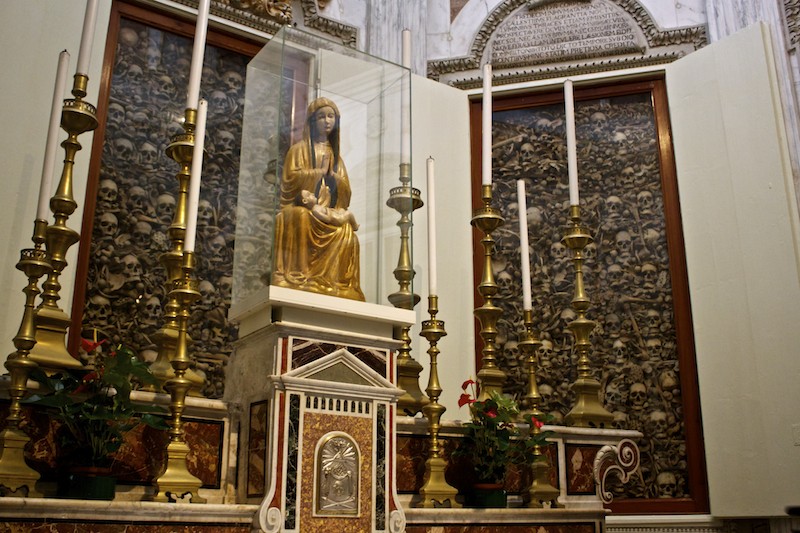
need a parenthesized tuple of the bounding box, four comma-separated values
(285, 394, 301, 530)
(247, 400, 269, 497)
(300, 411, 373, 532)
(565, 445, 600, 495)
(0, 522, 250, 532)
(290, 337, 387, 377)
(375, 404, 386, 530)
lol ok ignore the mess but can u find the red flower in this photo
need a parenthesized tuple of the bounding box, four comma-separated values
(485, 407, 498, 418)
(532, 417, 544, 429)
(80, 337, 107, 354)
(458, 393, 476, 408)
(461, 379, 475, 391)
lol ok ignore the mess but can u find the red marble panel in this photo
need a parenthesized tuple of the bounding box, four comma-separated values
(565, 444, 600, 495)
(247, 400, 269, 497)
(0, 523, 250, 532)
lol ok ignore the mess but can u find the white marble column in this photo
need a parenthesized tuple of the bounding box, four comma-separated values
(365, 0, 426, 74)
(707, 0, 800, 208)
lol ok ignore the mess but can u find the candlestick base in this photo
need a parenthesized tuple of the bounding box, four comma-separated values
(417, 455, 460, 508)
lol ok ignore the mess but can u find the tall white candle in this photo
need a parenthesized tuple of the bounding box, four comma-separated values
(185, 99, 208, 253)
(186, 0, 211, 110)
(516, 179, 532, 310)
(564, 79, 580, 206)
(401, 28, 411, 68)
(38, 50, 70, 221)
(400, 29, 411, 165)
(427, 157, 438, 295)
(76, 0, 99, 76)
(482, 63, 493, 186)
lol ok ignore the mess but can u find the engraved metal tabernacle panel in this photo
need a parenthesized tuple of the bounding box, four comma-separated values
(315, 433, 361, 516)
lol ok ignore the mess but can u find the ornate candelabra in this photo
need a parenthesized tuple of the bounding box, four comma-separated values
(0, 221, 51, 497)
(150, 108, 204, 395)
(387, 162, 427, 415)
(470, 184, 506, 399)
(416, 295, 459, 508)
(152, 250, 206, 503)
(562, 205, 613, 427)
(30, 74, 96, 372)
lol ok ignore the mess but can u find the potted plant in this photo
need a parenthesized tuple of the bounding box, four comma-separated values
(454, 379, 551, 507)
(24, 338, 168, 499)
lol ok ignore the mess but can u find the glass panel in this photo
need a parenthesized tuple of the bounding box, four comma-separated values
(234, 26, 412, 308)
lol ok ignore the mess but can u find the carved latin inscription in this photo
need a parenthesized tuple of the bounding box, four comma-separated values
(491, 1, 644, 66)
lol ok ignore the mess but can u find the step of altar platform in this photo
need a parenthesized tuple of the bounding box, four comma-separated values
(405, 508, 607, 532)
(0, 498, 258, 531)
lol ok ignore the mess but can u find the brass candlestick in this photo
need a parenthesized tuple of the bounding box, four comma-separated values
(30, 74, 97, 371)
(152, 250, 206, 503)
(150, 107, 204, 395)
(416, 294, 459, 508)
(562, 205, 613, 427)
(518, 309, 543, 420)
(470, 184, 506, 399)
(518, 310, 560, 508)
(0, 220, 51, 497)
(387, 162, 427, 415)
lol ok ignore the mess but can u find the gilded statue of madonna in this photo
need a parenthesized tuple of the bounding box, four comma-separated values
(272, 97, 365, 301)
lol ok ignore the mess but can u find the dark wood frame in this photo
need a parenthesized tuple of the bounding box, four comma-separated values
(68, 0, 263, 355)
(468, 77, 709, 513)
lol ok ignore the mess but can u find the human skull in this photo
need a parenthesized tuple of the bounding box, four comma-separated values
(605, 381, 624, 407)
(139, 141, 159, 169)
(221, 70, 243, 94)
(219, 275, 232, 305)
(121, 254, 142, 283)
(611, 411, 628, 430)
(539, 383, 554, 408)
(127, 186, 148, 213)
(645, 309, 661, 332)
(629, 382, 647, 409)
(129, 111, 149, 132)
(154, 74, 175, 97)
(641, 263, 658, 289)
(98, 178, 119, 206)
(605, 195, 624, 220)
(126, 64, 144, 85)
(255, 212, 274, 235)
(208, 234, 227, 259)
(118, 27, 139, 49)
(590, 111, 608, 129)
(496, 270, 514, 294)
(209, 90, 231, 113)
(604, 313, 622, 338)
(97, 212, 118, 239)
(87, 294, 112, 325)
(107, 102, 126, 128)
(503, 340, 520, 365)
(537, 339, 553, 365)
(156, 193, 176, 224)
(145, 44, 161, 69)
(132, 221, 153, 248)
(198, 280, 217, 309)
(637, 190, 655, 215)
(550, 242, 568, 263)
(612, 339, 627, 363)
(584, 242, 597, 262)
(238, 240, 256, 266)
(197, 199, 214, 227)
(648, 410, 669, 439)
(215, 129, 236, 157)
(560, 308, 576, 330)
(140, 295, 162, 326)
(114, 137, 135, 163)
(615, 230, 633, 256)
(520, 142, 536, 162)
(606, 264, 625, 289)
(656, 471, 677, 498)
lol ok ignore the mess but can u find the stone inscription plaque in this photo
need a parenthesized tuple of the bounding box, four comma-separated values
(491, 1, 644, 66)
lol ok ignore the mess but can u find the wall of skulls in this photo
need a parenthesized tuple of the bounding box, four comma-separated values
(83, 17, 248, 399)
(490, 91, 686, 500)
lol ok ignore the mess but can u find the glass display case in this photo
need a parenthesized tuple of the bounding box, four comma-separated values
(232, 26, 413, 314)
